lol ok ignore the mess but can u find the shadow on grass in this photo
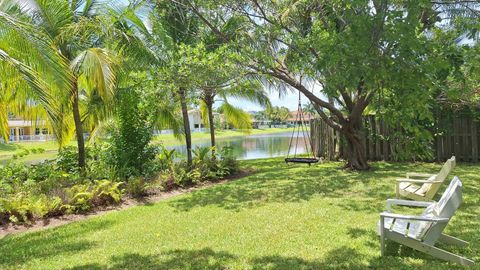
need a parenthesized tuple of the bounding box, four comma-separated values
(0, 219, 114, 268)
(1, 160, 477, 269)
(64, 246, 433, 270)
(168, 158, 415, 212)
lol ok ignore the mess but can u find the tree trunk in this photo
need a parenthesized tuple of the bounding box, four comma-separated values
(205, 97, 216, 157)
(72, 82, 86, 171)
(342, 121, 369, 170)
(178, 87, 192, 166)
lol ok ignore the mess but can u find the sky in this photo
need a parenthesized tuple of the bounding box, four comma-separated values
(230, 83, 326, 112)
(230, 91, 300, 111)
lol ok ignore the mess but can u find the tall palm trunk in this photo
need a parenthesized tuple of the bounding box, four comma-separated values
(178, 87, 192, 166)
(72, 81, 86, 170)
(205, 95, 216, 157)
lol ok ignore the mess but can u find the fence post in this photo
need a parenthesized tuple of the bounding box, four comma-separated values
(472, 119, 478, 162)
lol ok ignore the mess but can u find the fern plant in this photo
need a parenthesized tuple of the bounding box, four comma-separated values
(92, 180, 124, 205)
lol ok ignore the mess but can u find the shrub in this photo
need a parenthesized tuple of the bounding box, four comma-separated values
(156, 146, 239, 190)
(125, 177, 148, 198)
(56, 146, 82, 174)
(63, 180, 124, 214)
(0, 161, 29, 182)
(0, 193, 64, 224)
(64, 184, 94, 213)
(91, 180, 123, 206)
(31, 195, 64, 218)
(0, 193, 32, 223)
(218, 146, 239, 176)
(108, 88, 158, 179)
(87, 143, 116, 180)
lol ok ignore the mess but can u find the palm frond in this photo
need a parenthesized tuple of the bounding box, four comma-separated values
(0, 48, 72, 144)
(220, 79, 272, 109)
(199, 99, 210, 128)
(71, 48, 118, 103)
(152, 105, 184, 140)
(218, 102, 252, 131)
(28, 0, 74, 38)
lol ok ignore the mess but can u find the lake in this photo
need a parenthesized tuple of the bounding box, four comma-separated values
(167, 132, 309, 160)
(0, 132, 310, 165)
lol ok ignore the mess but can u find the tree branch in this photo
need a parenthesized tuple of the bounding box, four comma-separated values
(265, 66, 346, 124)
(312, 103, 342, 132)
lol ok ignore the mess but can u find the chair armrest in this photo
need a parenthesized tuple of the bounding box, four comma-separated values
(396, 178, 442, 184)
(380, 212, 449, 222)
(386, 199, 433, 211)
(406, 172, 436, 179)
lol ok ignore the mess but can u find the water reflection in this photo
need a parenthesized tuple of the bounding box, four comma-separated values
(167, 132, 308, 160)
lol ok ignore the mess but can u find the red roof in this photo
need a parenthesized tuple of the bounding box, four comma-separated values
(287, 111, 314, 121)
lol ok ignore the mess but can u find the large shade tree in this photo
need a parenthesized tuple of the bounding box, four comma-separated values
(0, 0, 119, 170)
(183, 0, 472, 170)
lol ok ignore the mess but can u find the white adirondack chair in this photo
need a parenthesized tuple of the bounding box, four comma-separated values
(378, 177, 474, 266)
(396, 156, 456, 201)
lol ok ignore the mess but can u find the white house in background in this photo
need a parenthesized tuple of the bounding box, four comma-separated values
(187, 109, 224, 132)
(7, 119, 53, 142)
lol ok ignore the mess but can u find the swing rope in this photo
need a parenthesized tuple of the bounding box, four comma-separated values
(285, 91, 319, 165)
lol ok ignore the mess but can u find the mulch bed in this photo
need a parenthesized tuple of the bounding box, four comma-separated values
(0, 169, 254, 238)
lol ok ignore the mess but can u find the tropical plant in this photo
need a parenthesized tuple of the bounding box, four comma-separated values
(107, 87, 159, 179)
(110, 0, 200, 166)
(265, 106, 290, 127)
(0, 0, 119, 171)
(180, 44, 271, 154)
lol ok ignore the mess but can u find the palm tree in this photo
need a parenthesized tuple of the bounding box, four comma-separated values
(106, 0, 196, 165)
(0, 0, 70, 142)
(157, 0, 202, 166)
(113, 0, 200, 166)
(199, 81, 270, 153)
(266, 106, 290, 127)
(303, 103, 318, 116)
(0, 0, 118, 170)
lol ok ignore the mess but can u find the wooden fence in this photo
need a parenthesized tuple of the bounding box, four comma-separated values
(310, 115, 480, 162)
(435, 116, 479, 162)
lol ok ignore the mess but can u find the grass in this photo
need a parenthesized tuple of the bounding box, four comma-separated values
(0, 158, 479, 270)
(0, 140, 66, 156)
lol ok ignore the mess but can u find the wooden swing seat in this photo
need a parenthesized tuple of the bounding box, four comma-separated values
(285, 157, 319, 165)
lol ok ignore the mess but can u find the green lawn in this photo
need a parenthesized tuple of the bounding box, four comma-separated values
(0, 158, 478, 270)
(0, 140, 65, 156)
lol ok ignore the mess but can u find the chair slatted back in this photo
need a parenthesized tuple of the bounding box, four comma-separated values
(423, 177, 463, 245)
(423, 156, 456, 198)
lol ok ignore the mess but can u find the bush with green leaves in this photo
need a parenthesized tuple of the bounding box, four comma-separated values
(107, 88, 158, 179)
(91, 180, 123, 206)
(0, 158, 125, 223)
(156, 146, 239, 189)
(0, 193, 64, 224)
(56, 146, 84, 174)
(125, 177, 149, 198)
(63, 180, 123, 214)
(0, 141, 239, 224)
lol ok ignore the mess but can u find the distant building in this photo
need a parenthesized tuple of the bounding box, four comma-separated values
(286, 111, 314, 125)
(187, 109, 224, 132)
(247, 111, 270, 129)
(7, 118, 53, 142)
